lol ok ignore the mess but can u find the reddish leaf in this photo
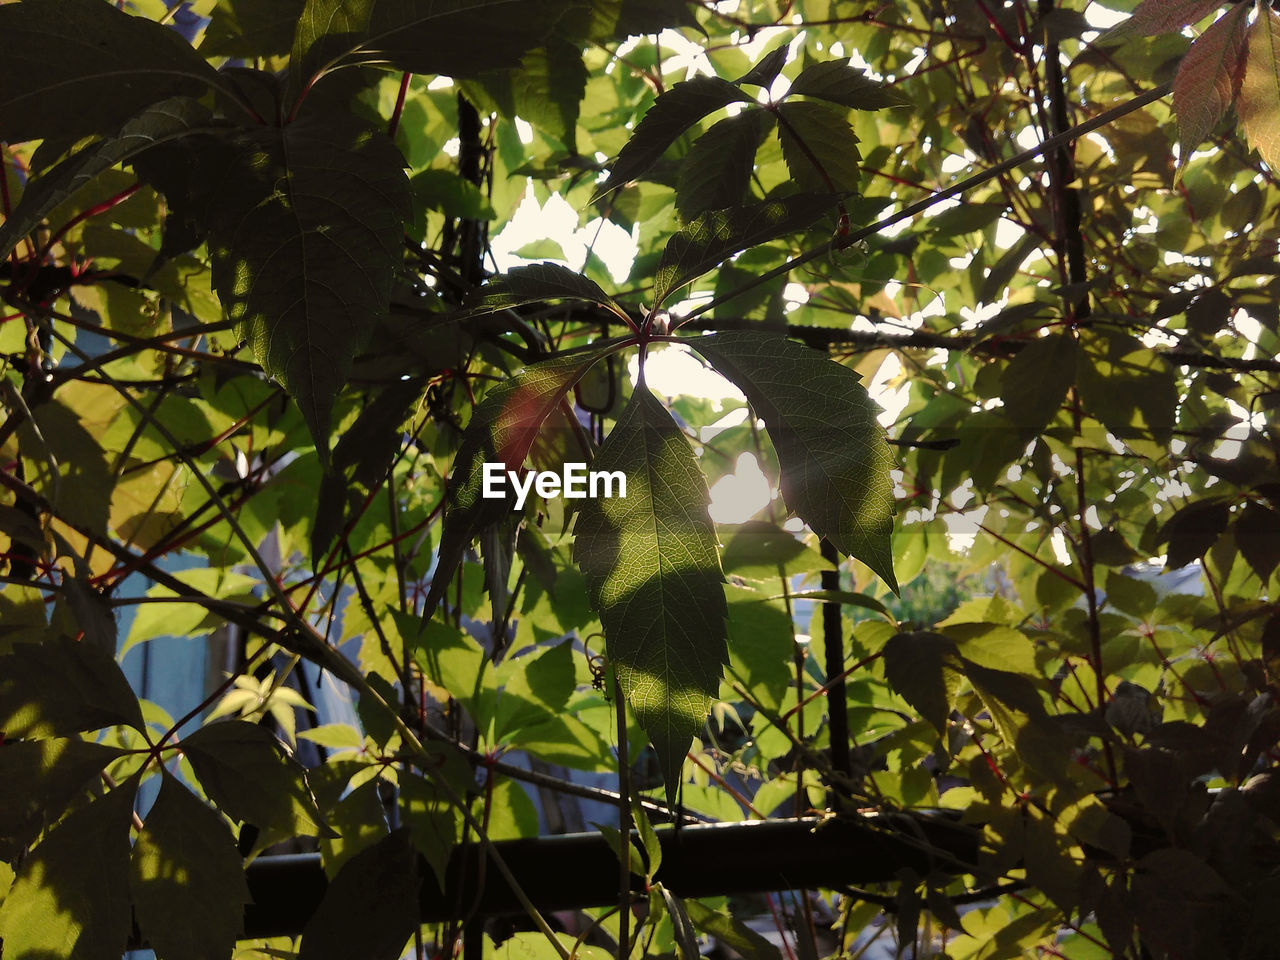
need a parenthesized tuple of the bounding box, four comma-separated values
(1240, 7, 1280, 172)
(1118, 0, 1225, 37)
(1173, 2, 1250, 173)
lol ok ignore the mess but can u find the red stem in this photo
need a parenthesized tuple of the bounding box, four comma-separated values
(38, 183, 141, 263)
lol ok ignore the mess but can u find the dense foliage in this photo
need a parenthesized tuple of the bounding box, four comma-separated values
(2, 0, 1280, 958)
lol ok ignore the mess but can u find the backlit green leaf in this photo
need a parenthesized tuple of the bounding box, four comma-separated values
(688, 332, 897, 591)
(130, 773, 249, 960)
(573, 385, 728, 805)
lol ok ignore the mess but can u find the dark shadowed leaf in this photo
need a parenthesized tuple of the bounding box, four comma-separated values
(735, 45, 790, 88)
(298, 829, 420, 960)
(676, 110, 775, 218)
(180, 720, 327, 838)
(61, 577, 118, 655)
(1157, 498, 1230, 569)
(291, 0, 571, 99)
(689, 332, 897, 591)
(599, 75, 751, 195)
(776, 100, 862, 194)
(1239, 8, 1280, 173)
(0, 778, 137, 960)
(788, 60, 910, 109)
(208, 114, 410, 457)
(0, 635, 144, 738)
(0, 738, 124, 859)
(423, 349, 609, 616)
(0, 0, 220, 143)
(573, 386, 727, 805)
(203, 0, 308, 57)
(611, 0, 703, 38)
(1173, 2, 1249, 175)
(1000, 333, 1077, 439)
(719, 521, 827, 580)
(131, 773, 249, 960)
(1236, 502, 1280, 582)
(685, 900, 783, 960)
(883, 631, 961, 734)
(515, 40, 589, 150)
(0, 97, 214, 262)
(653, 195, 833, 306)
(468, 262, 627, 319)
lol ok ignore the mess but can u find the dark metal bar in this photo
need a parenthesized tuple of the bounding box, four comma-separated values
(238, 814, 978, 937)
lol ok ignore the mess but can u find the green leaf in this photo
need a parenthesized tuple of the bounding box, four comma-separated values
(787, 60, 910, 110)
(572, 385, 728, 805)
(1239, 8, 1280, 173)
(883, 631, 961, 734)
(298, 829, 420, 960)
(776, 100, 862, 194)
(685, 900, 783, 960)
(423, 349, 607, 616)
(0, 0, 220, 143)
(652, 195, 833, 306)
(0, 97, 213, 262)
(180, 720, 328, 838)
(599, 75, 751, 195)
(209, 114, 410, 457)
(0, 738, 124, 859)
(676, 109, 774, 219)
(130, 773, 249, 960)
(0, 778, 137, 960)
(0, 635, 144, 738)
(688, 332, 897, 591)
(1173, 2, 1249, 175)
(1000, 333, 1077, 439)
